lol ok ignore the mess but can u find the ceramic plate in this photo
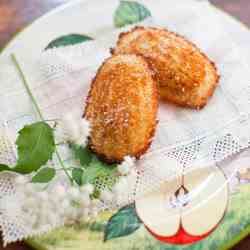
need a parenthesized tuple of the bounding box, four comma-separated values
(1, 0, 250, 249)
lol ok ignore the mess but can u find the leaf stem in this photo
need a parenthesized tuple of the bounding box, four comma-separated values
(55, 150, 73, 181)
(11, 53, 73, 183)
(12, 54, 44, 120)
(56, 166, 80, 171)
(55, 151, 74, 182)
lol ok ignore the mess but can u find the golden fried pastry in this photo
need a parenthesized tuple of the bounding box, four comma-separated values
(84, 54, 158, 162)
(112, 27, 219, 109)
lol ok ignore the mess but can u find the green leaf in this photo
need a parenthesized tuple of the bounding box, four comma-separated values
(82, 157, 117, 185)
(71, 144, 93, 167)
(72, 168, 84, 186)
(45, 34, 93, 50)
(0, 164, 13, 173)
(104, 203, 142, 242)
(114, 1, 151, 28)
(15, 122, 55, 174)
(31, 167, 56, 183)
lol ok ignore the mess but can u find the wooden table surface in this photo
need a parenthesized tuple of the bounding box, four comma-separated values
(0, 0, 249, 249)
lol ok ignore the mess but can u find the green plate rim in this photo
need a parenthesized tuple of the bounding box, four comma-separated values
(1, 1, 249, 249)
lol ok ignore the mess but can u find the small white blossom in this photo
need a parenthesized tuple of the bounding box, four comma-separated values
(64, 207, 78, 222)
(118, 164, 130, 176)
(61, 199, 71, 211)
(79, 193, 90, 207)
(117, 156, 135, 175)
(68, 187, 80, 200)
(100, 189, 113, 203)
(54, 113, 78, 143)
(24, 183, 36, 195)
(80, 183, 94, 195)
(55, 113, 91, 146)
(47, 212, 58, 226)
(52, 184, 66, 199)
(75, 119, 91, 147)
(37, 191, 49, 202)
(53, 124, 67, 143)
(62, 113, 79, 139)
(24, 197, 37, 210)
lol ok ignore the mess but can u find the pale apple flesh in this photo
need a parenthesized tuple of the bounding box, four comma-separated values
(135, 165, 229, 245)
(136, 176, 182, 236)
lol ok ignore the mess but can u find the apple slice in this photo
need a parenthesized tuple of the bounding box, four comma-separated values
(182, 166, 228, 236)
(135, 164, 229, 245)
(136, 176, 182, 236)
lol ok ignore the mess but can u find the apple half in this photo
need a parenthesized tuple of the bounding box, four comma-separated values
(135, 165, 229, 244)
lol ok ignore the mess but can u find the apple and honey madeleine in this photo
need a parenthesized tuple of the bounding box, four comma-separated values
(112, 27, 219, 109)
(84, 54, 158, 163)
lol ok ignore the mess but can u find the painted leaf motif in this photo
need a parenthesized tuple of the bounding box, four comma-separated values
(15, 122, 55, 174)
(114, 1, 151, 28)
(72, 168, 84, 186)
(71, 144, 93, 167)
(104, 203, 142, 241)
(81, 157, 117, 185)
(45, 34, 93, 49)
(31, 167, 56, 183)
(0, 164, 12, 173)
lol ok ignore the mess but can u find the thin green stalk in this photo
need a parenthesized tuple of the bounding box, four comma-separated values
(57, 166, 81, 171)
(12, 54, 44, 120)
(11, 53, 73, 183)
(55, 149, 73, 182)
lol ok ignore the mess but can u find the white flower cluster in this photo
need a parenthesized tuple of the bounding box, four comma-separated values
(117, 156, 135, 175)
(15, 176, 102, 229)
(55, 113, 91, 146)
(11, 156, 137, 229)
(100, 156, 137, 206)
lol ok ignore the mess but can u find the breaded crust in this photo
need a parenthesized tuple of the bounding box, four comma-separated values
(112, 26, 219, 109)
(84, 54, 158, 163)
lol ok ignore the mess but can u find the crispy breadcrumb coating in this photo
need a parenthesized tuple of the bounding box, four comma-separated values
(112, 26, 219, 109)
(84, 54, 158, 163)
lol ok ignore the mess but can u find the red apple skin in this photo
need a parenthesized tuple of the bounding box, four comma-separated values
(136, 166, 229, 245)
(146, 222, 213, 245)
(138, 189, 229, 245)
